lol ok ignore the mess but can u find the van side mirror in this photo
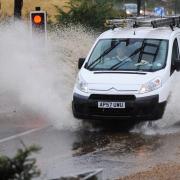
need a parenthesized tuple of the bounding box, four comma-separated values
(78, 58, 85, 69)
(175, 59, 180, 72)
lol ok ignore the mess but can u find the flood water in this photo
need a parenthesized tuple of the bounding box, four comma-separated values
(0, 21, 179, 179)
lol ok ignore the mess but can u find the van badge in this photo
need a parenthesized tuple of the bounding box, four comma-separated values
(111, 87, 118, 91)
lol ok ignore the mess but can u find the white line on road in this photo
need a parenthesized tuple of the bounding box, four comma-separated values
(0, 127, 47, 144)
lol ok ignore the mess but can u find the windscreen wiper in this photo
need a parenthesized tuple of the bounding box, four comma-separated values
(110, 46, 143, 70)
(86, 41, 121, 70)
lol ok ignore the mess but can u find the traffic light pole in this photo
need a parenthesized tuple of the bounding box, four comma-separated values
(14, 0, 23, 19)
(137, 0, 141, 16)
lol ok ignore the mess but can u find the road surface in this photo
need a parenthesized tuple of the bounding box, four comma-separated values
(0, 93, 180, 179)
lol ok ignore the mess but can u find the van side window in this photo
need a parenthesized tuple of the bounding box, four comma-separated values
(171, 39, 180, 74)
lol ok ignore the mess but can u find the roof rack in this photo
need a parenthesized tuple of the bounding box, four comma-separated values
(105, 16, 180, 30)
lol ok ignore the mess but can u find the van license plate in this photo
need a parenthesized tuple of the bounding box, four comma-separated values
(98, 102, 125, 109)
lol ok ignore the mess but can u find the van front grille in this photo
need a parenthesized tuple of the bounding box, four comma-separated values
(89, 107, 134, 117)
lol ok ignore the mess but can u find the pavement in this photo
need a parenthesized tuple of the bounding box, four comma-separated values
(119, 163, 180, 180)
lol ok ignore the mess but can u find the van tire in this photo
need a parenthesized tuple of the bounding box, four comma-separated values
(72, 102, 80, 119)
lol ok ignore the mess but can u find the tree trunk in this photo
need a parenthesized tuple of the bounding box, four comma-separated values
(137, 0, 141, 16)
(0, 0, 2, 16)
(14, 0, 23, 19)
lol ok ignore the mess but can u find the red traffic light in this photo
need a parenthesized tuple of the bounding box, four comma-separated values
(33, 15, 42, 24)
(30, 10, 47, 34)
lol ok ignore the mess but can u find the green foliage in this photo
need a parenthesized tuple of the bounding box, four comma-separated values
(0, 144, 41, 180)
(56, 0, 125, 29)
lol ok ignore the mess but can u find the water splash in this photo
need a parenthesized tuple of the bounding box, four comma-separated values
(1, 21, 180, 133)
(132, 75, 180, 135)
(0, 21, 96, 129)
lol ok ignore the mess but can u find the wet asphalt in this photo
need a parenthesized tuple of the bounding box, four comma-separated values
(0, 94, 180, 180)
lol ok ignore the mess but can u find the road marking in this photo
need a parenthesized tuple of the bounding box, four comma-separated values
(0, 127, 47, 143)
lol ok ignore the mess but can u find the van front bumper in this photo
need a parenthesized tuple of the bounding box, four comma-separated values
(72, 93, 166, 121)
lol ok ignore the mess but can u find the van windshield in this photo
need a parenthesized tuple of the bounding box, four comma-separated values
(125, 4, 137, 10)
(86, 38, 169, 72)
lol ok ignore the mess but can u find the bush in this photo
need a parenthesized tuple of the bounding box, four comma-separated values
(0, 144, 41, 180)
(56, 0, 125, 29)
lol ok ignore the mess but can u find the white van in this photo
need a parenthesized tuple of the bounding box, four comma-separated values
(72, 17, 180, 121)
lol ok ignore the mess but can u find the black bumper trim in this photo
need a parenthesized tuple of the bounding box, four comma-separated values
(72, 93, 166, 121)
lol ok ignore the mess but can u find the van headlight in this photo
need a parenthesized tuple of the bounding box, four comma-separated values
(139, 77, 162, 94)
(126, 10, 131, 15)
(140, 10, 144, 14)
(76, 75, 88, 93)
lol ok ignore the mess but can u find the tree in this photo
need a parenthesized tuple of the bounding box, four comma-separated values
(0, 0, 2, 17)
(0, 144, 41, 180)
(14, 0, 23, 19)
(56, 0, 125, 29)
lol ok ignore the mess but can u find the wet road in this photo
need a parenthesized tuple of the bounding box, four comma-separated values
(0, 95, 180, 179)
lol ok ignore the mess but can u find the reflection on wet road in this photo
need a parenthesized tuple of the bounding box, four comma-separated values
(72, 129, 162, 157)
(70, 125, 180, 179)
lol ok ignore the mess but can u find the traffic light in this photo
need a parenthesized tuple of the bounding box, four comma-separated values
(30, 8, 47, 34)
